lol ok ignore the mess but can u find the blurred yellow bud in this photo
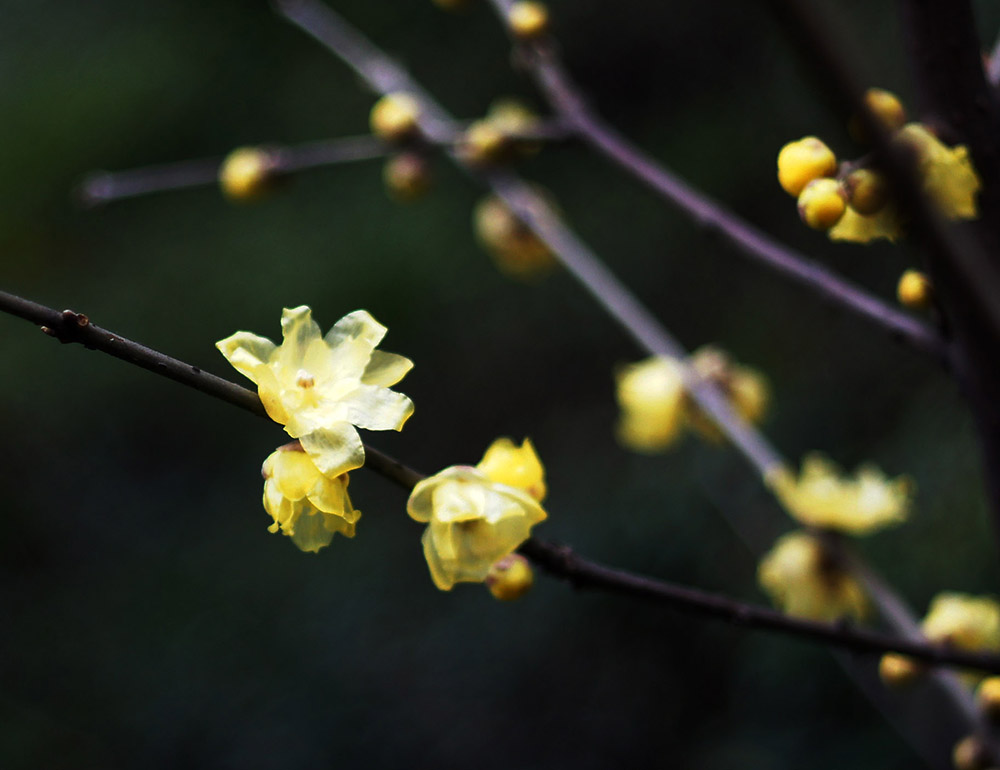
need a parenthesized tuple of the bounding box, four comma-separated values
(767, 453, 911, 536)
(460, 120, 511, 166)
(508, 1, 549, 39)
(473, 194, 556, 281)
(486, 553, 535, 601)
(797, 178, 847, 230)
(477, 437, 547, 501)
(614, 356, 686, 452)
(897, 269, 933, 310)
(952, 735, 994, 770)
(684, 346, 769, 443)
(383, 153, 432, 202)
(878, 653, 923, 688)
(219, 147, 281, 202)
(922, 593, 1000, 653)
(777, 137, 838, 197)
(843, 168, 890, 216)
(370, 92, 421, 143)
(758, 531, 868, 622)
(976, 676, 1000, 721)
(849, 88, 907, 143)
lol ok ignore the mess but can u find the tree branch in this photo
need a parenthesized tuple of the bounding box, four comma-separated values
(5, 286, 1000, 676)
(482, 0, 950, 369)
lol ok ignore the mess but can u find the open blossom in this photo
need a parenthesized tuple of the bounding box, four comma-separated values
(767, 453, 912, 536)
(217, 306, 414, 478)
(476, 437, 547, 501)
(758, 531, 868, 621)
(407, 465, 547, 591)
(922, 593, 1000, 652)
(614, 356, 686, 452)
(262, 442, 360, 553)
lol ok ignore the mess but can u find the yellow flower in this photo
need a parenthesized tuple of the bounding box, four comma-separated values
(922, 593, 1000, 652)
(767, 453, 912, 535)
(217, 306, 414, 477)
(262, 443, 360, 553)
(473, 194, 556, 281)
(684, 346, 769, 442)
(407, 466, 547, 591)
(476, 437, 546, 501)
(614, 356, 685, 452)
(758, 531, 868, 621)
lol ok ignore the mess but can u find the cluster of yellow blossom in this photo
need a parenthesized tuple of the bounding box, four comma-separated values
(407, 438, 547, 591)
(767, 453, 912, 536)
(614, 347, 769, 453)
(757, 531, 867, 621)
(776, 88, 981, 243)
(879, 593, 1000, 688)
(218, 306, 413, 551)
(460, 99, 542, 167)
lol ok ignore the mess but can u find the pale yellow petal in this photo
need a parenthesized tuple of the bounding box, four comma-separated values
(828, 206, 903, 243)
(299, 424, 367, 478)
(276, 305, 323, 371)
(422, 525, 455, 590)
(476, 437, 547, 501)
(337, 384, 415, 431)
(215, 331, 276, 384)
(362, 350, 414, 387)
(289, 509, 337, 553)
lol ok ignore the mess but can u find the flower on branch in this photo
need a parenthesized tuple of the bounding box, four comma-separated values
(614, 349, 769, 452)
(767, 453, 912, 536)
(476, 436, 547, 501)
(262, 442, 360, 553)
(407, 464, 548, 591)
(758, 531, 868, 622)
(217, 306, 414, 477)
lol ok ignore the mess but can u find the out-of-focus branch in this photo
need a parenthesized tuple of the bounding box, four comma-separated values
(78, 135, 389, 207)
(481, 0, 950, 369)
(7, 286, 1000, 674)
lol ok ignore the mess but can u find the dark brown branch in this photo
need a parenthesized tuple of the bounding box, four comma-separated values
(483, 0, 949, 368)
(6, 285, 1000, 674)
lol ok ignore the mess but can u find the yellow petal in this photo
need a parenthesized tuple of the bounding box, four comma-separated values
(299, 424, 367, 478)
(215, 331, 277, 384)
(275, 306, 324, 372)
(289, 509, 337, 553)
(476, 437, 547, 501)
(337, 384, 415, 431)
(362, 350, 414, 387)
(828, 205, 903, 243)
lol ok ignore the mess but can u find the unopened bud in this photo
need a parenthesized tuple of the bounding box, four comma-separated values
(896, 269, 934, 310)
(977, 677, 1000, 722)
(219, 147, 281, 202)
(797, 178, 847, 230)
(486, 553, 534, 600)
(878, 653, 923, 688)
(843, 168, 890, 216)
(370, 93, 421, 143)
(953, 735, 994, 770)
(777, 137, 838, 197)
(850, 88, 908, 143)
(383, 153, 432, 201)
(508, 1, 549, 39)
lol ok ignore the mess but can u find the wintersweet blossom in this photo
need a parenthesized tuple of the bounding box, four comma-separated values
(767, 453, 912, 536)
(262, 443, 360, 553)
(758, 531, 868, 621)
(614, 356, 686, 452)
(217, 306, 414, 477)
(476, 437, 547, 501)
(922, 593, 1000, 652)
(407, 466, 547, 591)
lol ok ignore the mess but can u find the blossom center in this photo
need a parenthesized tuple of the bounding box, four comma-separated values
(296, 369, 316, 389)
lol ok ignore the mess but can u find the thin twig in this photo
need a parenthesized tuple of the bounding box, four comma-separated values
(77, 135, 390, 207)
(5, 286, 1000, 674)
(483, 0, 949, 369)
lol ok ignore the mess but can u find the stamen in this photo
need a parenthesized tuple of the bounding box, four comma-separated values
(296, 369, 315, 388)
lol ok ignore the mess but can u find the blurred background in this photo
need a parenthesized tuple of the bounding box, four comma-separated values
(3, 1, 1000, 767)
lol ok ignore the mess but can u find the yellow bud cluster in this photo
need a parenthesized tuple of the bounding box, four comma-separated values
(460, 99, 542, 166)
(777, 87, 981, 244)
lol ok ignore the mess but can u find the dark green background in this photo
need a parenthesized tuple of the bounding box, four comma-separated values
(3, 1, 999, 767)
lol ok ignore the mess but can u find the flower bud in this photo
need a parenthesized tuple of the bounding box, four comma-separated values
(508, 1, 549, 39)
(843, 168, 890, 216)
(797, 178, 847, 230)
(459, 120, 511, 166)
(486, 554, 534, 600)
(896, 269, 933, 310)
(953, 735, 994, 770)
(383, 153, 432, 201)
(849, 88, 907, 143)
(977, 677, 1000, 722)
(370, 93, 421, 143)
(218, 147, 281, 202)
(474, 193, 556, 280)
(777, 137, 838, 197)
(878, 653, 923, 688)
